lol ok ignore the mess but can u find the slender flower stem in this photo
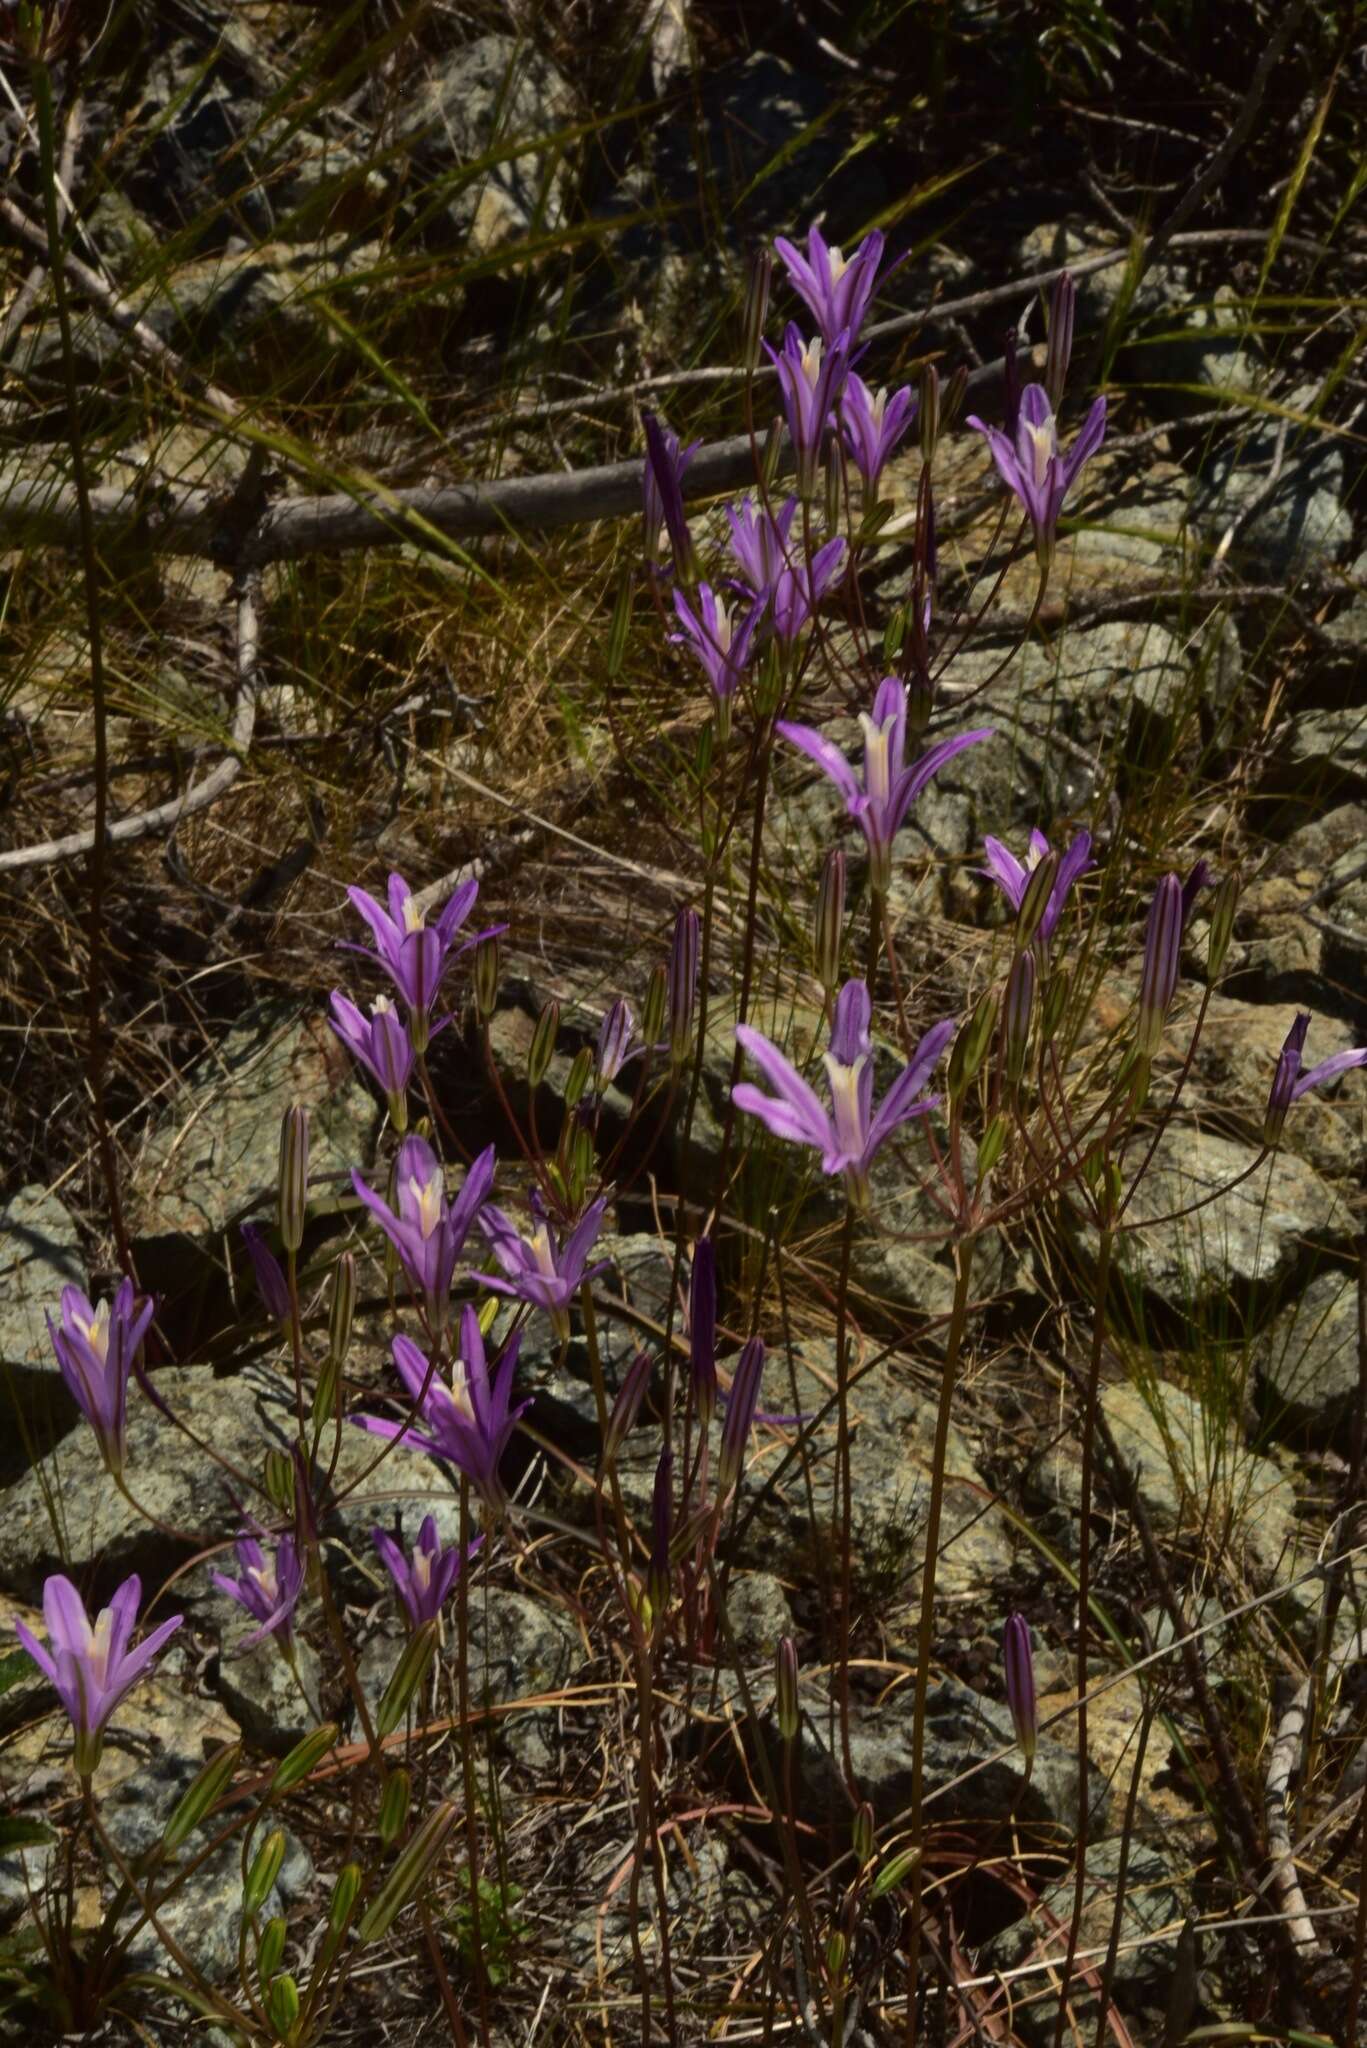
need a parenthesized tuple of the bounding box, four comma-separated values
(833, 1202, 858, 1796)
(903, 1231, 976, 2044)
(456, 1475, 491, 2048)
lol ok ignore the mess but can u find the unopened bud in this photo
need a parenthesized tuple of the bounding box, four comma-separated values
(947, 989, 997, 1098)
(163, 1743, 241, 1853)
(328, 1250, 356, 1371)
(243, 1829, 288, 1916)
(1136, 875, 1183, 1057)
(267, 1974, 300, 2040)
(264, 1447, 295, 1516)
(1040, 968, 1070, 1042)
(375, 1621, 439, 1738)
(566, 1121, 596, 1207)
(905, 667, 934, 738)
(564, 1045, 594, 1110)
(1044, 270, 1075, 411)
(976, 1112, 1008, 1181)
(528, 998, 560, 1088)
(641, 964, 667, 1051)
(329, 1861, 363, 1932)
(473, 934, 500, 1025)
(1003, 1612, 1037, 1769)
(1003, 949, 1035, 1090)
(277, 1105, 309, 1254)
(741, 246, 772, 373)
(270, 1723, 338, 1799)
(1015, 852, 1059, 951)
(826, 1930, 848, 1984)
(776, 1636, 799, 1742)
(668, 907, 700, 1070)
(942, 363, 969, 432)
(813, 848, 846, 995)
(595, 998, 636, 1093)
(240, 1222, 290, 1323)
(603, 1349, 652, 1467)
(378, 1769, 412, 1849)
(919, 363, 940, 463)
(1207, 871, 1239, 977)
(852, 1801, 875, 1865)
(647, 1451, 672, 1618)
(257, 1914, 287, 1989)
(357, 1801, 461, 1943)
(1263, 1012, 1307, 1149)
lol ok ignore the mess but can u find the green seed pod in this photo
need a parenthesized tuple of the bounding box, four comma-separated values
(813, 849, 846, 996)
(775, 1636, 799, 1742)
(606, 567, 633, 681)
(919, 362, 940, 464)
(312, 1349, 342, 1434)
(825, 1929, 847, 1984)
(941, 363, 969, 431)
(1207, 870, 1239, 977)
(1015, 852, 1059, 951)
(473, 933, 500, 1026)
(1040, 968, 1070, 1043)
(257, 1914, 287, 1990)
(947, 989, 997, 1099)
(1003, 949, 1036, 1091)
(563, 1046, 594, 1111)
(243, 1829, 288, 1917)
(266, 1972, 299, 2042)
(277, 1105, 309, 1254)
(328, 1251, 356, 1373)
(264, 1447, 294, 1516)
(884, 605, 906, 662)
(528, 999, 560, 1089)
(378, 1769, 412, 1850)
(269, 1723, 339, 1799)
(566, 1122, 596, 1208)
(870, 1845, 919, 1898)
(976, 1112, 1008, 1181)
(162, 1742, 241, 1854)
(329, 1861, 364, 1932)
(357, 1801, 461, 1944)
(851, 1801, 875, 1866)
(374, 1623, 439, 1740)
(641, 964, 667, 1051)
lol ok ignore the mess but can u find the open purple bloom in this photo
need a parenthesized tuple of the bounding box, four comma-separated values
(734, 979, 954, 1207)
(14, 1574, 182, 1777)
(373, 1514, 482, 1632)
(240, 1223, 291, 1324)
(773, 225, 885, 347)
(353, 1306, 528, 1513)
(473, 1194, 610, 1344)
(764, 323, 851, 494)
(672, 583, 760, 729)
(770, 535, 847, 645)
(642, 410, 700, 577)
(1264, 1012, 1367, 1146)
(352, 1139, 495, 1333)
(778, 677, 993, 896)
(46, 1279, 153, 1478)
(345, 871, 481, 1053)
(329, 991, 415, 1130)
(980, 828, 1093, 946)
(727, 495, 798, 600)
(213, 1535, 306, 1654)
(839, 373, 916, 492)
(966, 383, 1106, 567)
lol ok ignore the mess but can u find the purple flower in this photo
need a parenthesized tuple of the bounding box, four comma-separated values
(770, 536, 847, 645)
(668, 907, 700, 1069)
(352, 1139, 495, 1332)
(353, 1306, 528, 1513)
(14, 1574, 182, 1777)
(642, 411, 700, 577)
(966, 383, 1106, 568)
(596, 998, 645, 1092)
(672, 583, 760, 730)
(372, 1514, 482, 1632)
(778, 677, 993, 896)
(46, 1280, 154, 1478)
(240, 1223, 291, 1324)
(1002, 1612, 1037, 1768)
(727, 495, 798, 599)
(1264, 1012, 1367, 1146)
(764, 323, 851, 494)
(1136, 874, 1183, 1057)
(772, 225, 885, 347)
(734, 979, 954, 1207)
(473, 1195, 610, 1344)
(980, 829, 1093, 946)
(345, 871, 481, 1053)
(213, 1535, 306, 1654)
(329, 991, 415, 1130)
(839, 373, 916, 492)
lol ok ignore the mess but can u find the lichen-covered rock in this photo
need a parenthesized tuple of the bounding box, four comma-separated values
(0, 1185, 84, 1457)
(1192, 384, 1352, 578)
(1255, 1268, 1359, 1441)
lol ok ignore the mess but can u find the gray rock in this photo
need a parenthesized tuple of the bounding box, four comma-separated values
(1280, 705, 1367, 795)
(787, 1671, 1108, 1838)
(1149, 285, 1262, 409)
(1192, 384, 1353, 578)
(0, 1185, 83, 1455)
(140, 33, 275, 242)
(982, 1837, 1189, 2044)
(213, 1614, 324, 1755)
(0, 1363, 466, 1605)
(0, 1835, 55, 1930)
(725, 1572, 792, 1664)
(394, 34, 574, 251)
(1255, 1269, 1359, 1441)
(1015, 221, 1181, 330)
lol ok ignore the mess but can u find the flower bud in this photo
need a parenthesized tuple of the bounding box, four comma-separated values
(378, 1769, 412, 1849)
(1044, 270, 1075, 411)
(976, 1112, 1008, 1181)
(374, 1620, 439, 1738)
(825, 1930, 848, 1985)
(718, 1337, 765, 1497)
(329, 1861, 364, 1932)
(595, 998, 635, 1093)
(264, 1447, 295, 1516)
(813, 848, 846, 995)
(870, 1844, 919, 1898)
(328, 1249, 356, 1369)
(1207, 870, 1239, 977)
(646, 1450, 673, 1619)
(270, 1723, 339, 1798)
(1015, 851, 1059, 951)
(162, 1742, 242, 1853)
(528, 998, 560, 1088)
(1263, 1011, 1307, 1149)
(775, 1636, 799, 1741)
(566, 1121, 596, 1208)
(947, 989, 997, 1099)
(603, 1349, 652, 1467)
(241, 1223, 290, 1323)
(257, 1914, 287, 1989)
(1003, 1612, 1037, 1769)
(852, 1801, 875, 1866)
(244, 1829, 288, 1916)
(941, 363, 969, 432)
(1136, 875, 1182, 1057)
(668, 907, 700, 1070)
(1040, 967, 1070, 1042)
(606, 567, 633, 680)
(641, 965, 668, 1053)
(741, 245, 772, 373)
(1003, 949, 1035, 1091)
(563, 1045, 594, 1110)
(357, 1801, 461, 1943)
(904, 666, 934, 738)
(267, 1974, 300, 2041)
(473, 933, 500, 1026)
(919, 362, 939, 464)
(278, 1105, 309, 1254)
